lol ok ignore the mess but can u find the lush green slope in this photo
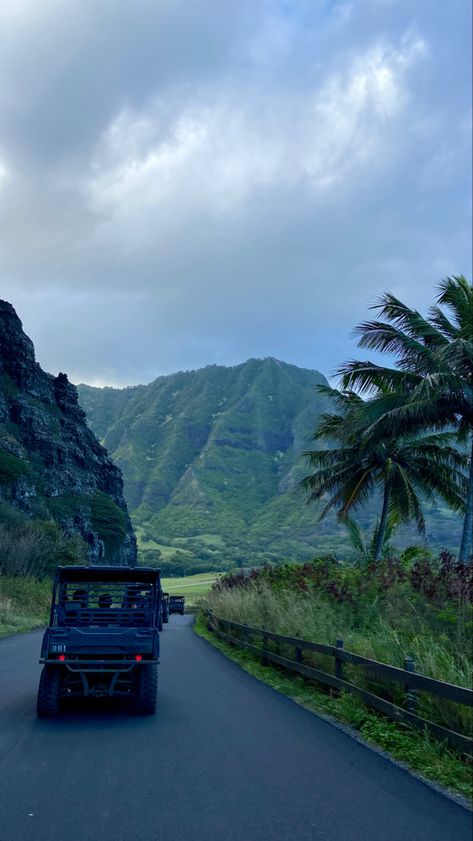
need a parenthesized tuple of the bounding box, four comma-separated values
(78, 359, 333, 570)
(77, 357, 464, 573)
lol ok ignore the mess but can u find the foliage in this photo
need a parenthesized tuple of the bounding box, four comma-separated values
(78, 358, 466, 573)
(301, 385, 467, 561)
(339, 275, 473, 561)
(0, 576, 51, 636)
(195, 614, 472, 800)
(0, 450, 32, 485)
(339, 512, 399, 562)
(91, 491, 127, 555)
(205, 553, 473, 736)
(0, 512, 87, 578)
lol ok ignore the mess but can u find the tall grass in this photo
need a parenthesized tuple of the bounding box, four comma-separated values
(0, 576, 51, 636)
(204, 576, 473, 735)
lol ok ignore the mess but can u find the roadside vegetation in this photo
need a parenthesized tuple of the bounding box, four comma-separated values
(0, 576, 51, 637)
(0, 500, 88, 636)
(195, 611, 472, 800)
(200, 555, 473, 799)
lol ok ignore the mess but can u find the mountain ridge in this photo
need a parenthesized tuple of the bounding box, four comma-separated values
(77, 357, 335, 571)
(77, 357, 464, 573)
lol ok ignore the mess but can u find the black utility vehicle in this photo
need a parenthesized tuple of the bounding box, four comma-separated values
(161, 593, 170, 623)
(37, 565, 161, 717)
(169, 595, 185, 615)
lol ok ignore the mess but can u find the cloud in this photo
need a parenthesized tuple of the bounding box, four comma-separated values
(0, 0, 470, 384)
(89, 34, 426, 213)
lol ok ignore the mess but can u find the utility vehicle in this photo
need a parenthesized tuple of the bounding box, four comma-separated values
(37, 565, 161, 716)
(169, 595, 185, 615)
(161, 592, 170, 623)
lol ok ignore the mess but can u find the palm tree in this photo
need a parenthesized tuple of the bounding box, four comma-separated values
(340, 512, 399, 563)
(301, 386, 467, 562)
(339, 275, 473, 561)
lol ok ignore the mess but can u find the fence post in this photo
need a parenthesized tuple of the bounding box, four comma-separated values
(262, 633, 268, 666)
(242, 625, 248, 647)
(295, 646, 303, 665)
(404, 654, 417, 713)
(335, 638, 344, 681)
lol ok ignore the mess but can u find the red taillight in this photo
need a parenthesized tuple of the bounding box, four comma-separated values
(135, 655, 142, 662)
(58, 654, 66, 662)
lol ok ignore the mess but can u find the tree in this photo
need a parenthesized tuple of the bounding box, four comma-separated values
(339, 275, 473, 561)
(301, 386, 467, 562)
(339, 512, 399, 563)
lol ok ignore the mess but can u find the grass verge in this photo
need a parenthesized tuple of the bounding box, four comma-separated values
(194, 612, 473, 803)
(0, 577, 50, 637)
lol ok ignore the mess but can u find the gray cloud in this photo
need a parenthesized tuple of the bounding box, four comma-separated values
(0, 0, 471, 385)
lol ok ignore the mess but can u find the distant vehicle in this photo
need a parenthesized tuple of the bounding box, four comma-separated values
(36, 566, 161, 716)
(169, 595, 185, 615)
(161, 593, 170, 624)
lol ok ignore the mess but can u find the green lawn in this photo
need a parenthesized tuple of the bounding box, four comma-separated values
(161, 572, 220, 605)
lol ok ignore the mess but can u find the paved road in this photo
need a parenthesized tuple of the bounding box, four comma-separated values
(0, 616, 471, 841)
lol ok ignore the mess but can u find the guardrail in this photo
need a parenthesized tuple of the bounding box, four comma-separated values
(206, 611, 473, 757)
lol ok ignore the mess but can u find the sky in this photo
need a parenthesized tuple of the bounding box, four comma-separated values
(0, 0, 471, 387)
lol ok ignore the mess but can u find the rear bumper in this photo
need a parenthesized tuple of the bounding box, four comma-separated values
(40, 658, 158, 672)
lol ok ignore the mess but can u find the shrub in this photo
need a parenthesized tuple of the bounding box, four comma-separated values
(0, 518, 87, 578)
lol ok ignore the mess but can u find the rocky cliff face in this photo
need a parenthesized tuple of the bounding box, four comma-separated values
(0, 300, 136, 565)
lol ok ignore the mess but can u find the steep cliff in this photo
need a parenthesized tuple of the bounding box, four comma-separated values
(0, 301, 136, 566)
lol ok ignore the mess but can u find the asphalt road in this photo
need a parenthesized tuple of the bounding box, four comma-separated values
(0, 616, 471, 841)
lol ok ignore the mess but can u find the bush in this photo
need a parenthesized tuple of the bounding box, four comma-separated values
(0, 518, 87, 578)
(0, 576, 51, 636)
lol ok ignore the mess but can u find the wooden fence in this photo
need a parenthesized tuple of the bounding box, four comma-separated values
(206, 611, 473, 757)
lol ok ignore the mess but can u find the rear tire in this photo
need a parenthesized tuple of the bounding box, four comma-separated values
(37, 666, 61, 717)
(135, 664, 158, 714)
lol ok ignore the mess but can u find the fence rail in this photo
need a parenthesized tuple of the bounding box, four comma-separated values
(206, 611, 473, 757)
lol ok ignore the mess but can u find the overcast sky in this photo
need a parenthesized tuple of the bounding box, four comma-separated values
(0, 1, 471, 386)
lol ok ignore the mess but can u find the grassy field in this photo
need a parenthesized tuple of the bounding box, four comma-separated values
(161, 572, 221, 606)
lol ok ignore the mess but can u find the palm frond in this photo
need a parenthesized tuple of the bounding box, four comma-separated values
(428, 305, 459, 341)
(370, 292, 449, 348)
(338, 361, 422, 395)
(436, 276, 473, 336)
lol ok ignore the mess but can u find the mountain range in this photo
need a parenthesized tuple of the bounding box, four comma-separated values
(77, 358, 463, 574)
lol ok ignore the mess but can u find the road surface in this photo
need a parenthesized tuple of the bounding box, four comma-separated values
(0, 616, 471, 841)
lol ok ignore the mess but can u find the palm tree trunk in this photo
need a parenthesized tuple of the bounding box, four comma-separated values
(459, 432, 473, 564)
(374, 474, 392, 562)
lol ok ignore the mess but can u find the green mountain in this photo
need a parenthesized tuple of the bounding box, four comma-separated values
(77, 357, 464, 573)
(77, 359, 336, 571)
